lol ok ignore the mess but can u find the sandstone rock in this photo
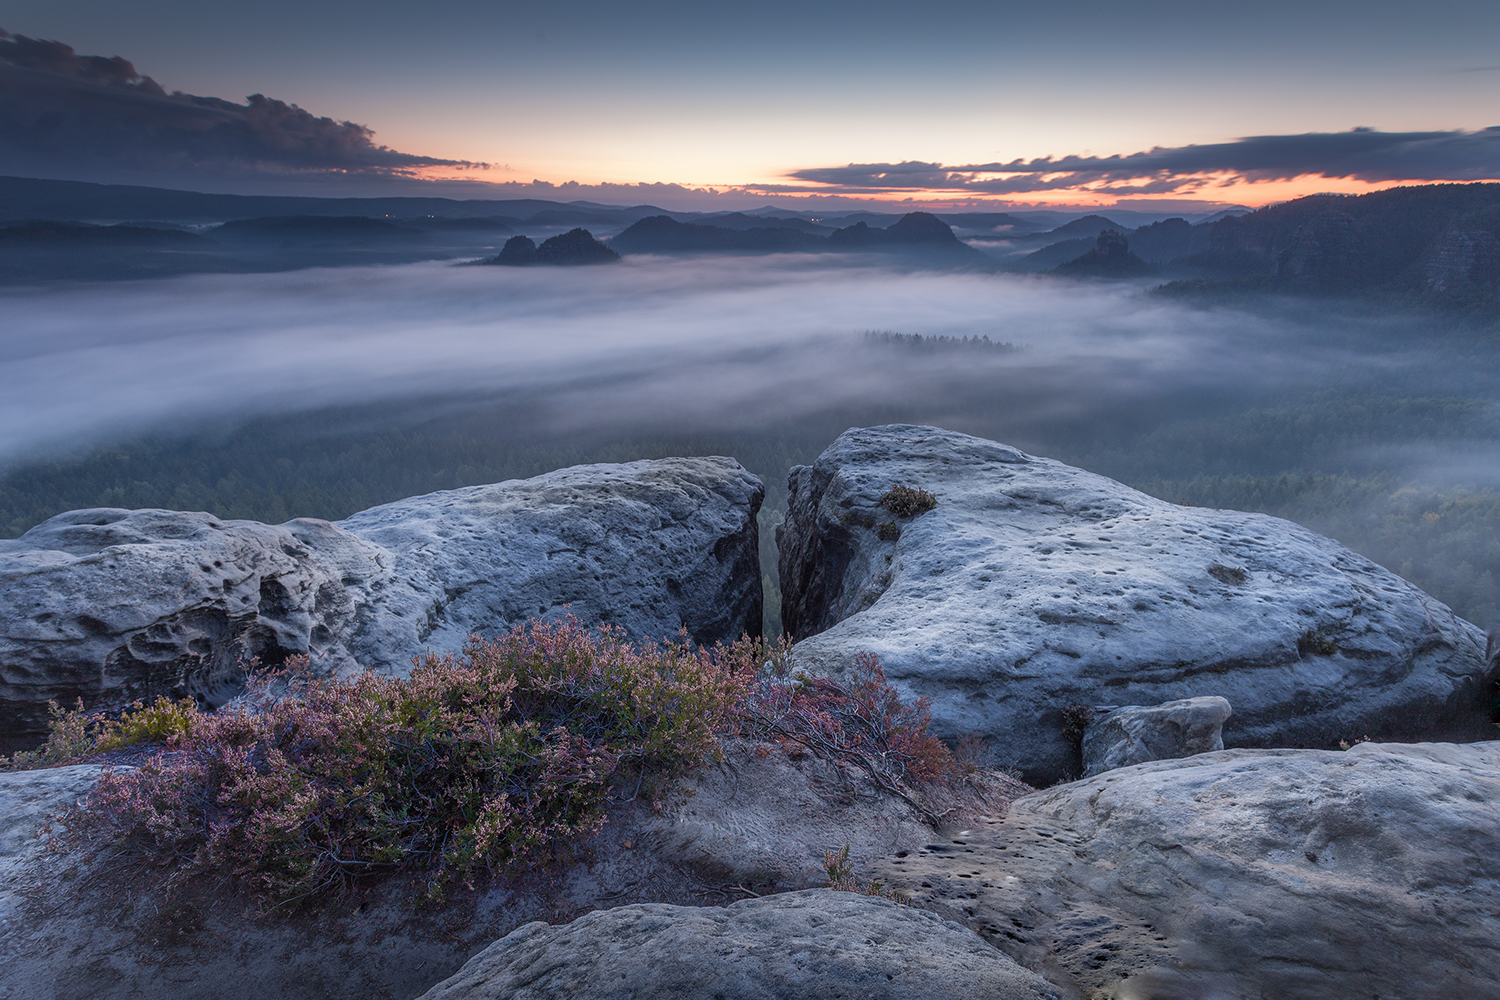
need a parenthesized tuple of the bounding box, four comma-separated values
(1080, 696, 1231, 776)
(1, 458, 762, 749)
(0, 741, 1023, 1000)
(0, 510, 387, 750)
(339, 457, 763, 671)
(639, 737, 948, 888)
(871, 741, 1500, 1000)
(778, 424, 1492, 783)
(417, 889, 1062, 1000)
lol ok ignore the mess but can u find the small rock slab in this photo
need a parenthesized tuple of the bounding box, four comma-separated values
(871, 741, 1500, 1000)
(778, 424, 1492, 783)
(1081, 695, 1231, 776)
(417, 889, 1062, 1000)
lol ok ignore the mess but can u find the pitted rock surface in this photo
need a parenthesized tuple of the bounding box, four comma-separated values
(0, 509, 387, 749)
(778, 424, 1491, 782)
(870, 741, 1500, 1000)
(1, 458, 763, 748)
(339, 456, 763, 671)
(1081, 695, 1232, 776)
(417, 889, 1062, 1000)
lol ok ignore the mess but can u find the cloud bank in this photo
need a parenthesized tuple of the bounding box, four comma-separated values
(0, 30, 482, 189)
(788, 128, 1500, 197)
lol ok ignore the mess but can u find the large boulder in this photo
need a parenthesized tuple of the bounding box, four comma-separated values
(871, 741, 1500, 1000)
(1, 458, 763, 749)
(417, 889, 1062, 1000)
(778, 424, 1492, 783)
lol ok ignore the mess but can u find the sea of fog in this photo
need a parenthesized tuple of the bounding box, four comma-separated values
(2, 254, 1474, 470)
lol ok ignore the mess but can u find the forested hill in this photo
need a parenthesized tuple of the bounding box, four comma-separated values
(1164, 183, 1500, 309)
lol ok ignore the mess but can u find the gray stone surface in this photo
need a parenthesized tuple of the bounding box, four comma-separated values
(0, 509, 387, 749)
(1, 458, 762, 749)
(339, 456, 763, 673)
(417, 889, 1062, 1000)
(1080, 696, 1232, 776)
(778, 424, 1492, 783)
(640, 737, 959, 888)
(872, 741, 1500, 1000)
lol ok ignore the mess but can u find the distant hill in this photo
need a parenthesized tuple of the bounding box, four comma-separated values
(0, 175, 672, 226)
(1052, 230, 1154, 276)
(611, 211, 986, 263)
(610, 216, 823, 254)
(211, 216, 429, 246)
(1167, 183, 1500, 309)
(693, 212, 832, 234)
(0, 219, 215, 248)
(484, 228, 619, 266)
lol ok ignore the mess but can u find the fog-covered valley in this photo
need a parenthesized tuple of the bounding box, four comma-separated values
(4, 253, 1498, 630)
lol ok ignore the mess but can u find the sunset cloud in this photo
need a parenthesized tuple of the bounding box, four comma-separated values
(787, 129, 1500, 197)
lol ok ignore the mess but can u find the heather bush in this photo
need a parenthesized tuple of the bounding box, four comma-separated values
(62, 618, 763, 906)
(880, 484, 937, 518)
(737, 651, 959, 824)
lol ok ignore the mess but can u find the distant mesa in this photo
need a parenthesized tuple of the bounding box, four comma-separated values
(609, 215, 821, 254)
(211, 215, 429, 247)
(827, 211, 962, 247)
(1053, 229, 1154, 276)
(610, 210, 985, 262)
(485, 228, 619, 266)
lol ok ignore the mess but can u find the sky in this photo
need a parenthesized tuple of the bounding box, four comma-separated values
(2, 0, 1500, 210)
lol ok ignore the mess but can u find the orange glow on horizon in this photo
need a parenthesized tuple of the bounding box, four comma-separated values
(401, 164, 1494, 213)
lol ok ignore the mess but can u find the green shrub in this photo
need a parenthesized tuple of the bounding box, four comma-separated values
(876, 521, 901, 542)
(880, 484, 937, 518)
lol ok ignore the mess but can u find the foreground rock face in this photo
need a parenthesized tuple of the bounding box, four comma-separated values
(779, 424, 1492, 782)
(639, 737, 1024, 888)
(419, 889, 1061, 1000)
(1, 458, 762, 748)
(0, 511, 388, 749)
(1081, 695, 1232, 776)
(0, 740, 1026, 1000)
(872, 741, 1500, 1000)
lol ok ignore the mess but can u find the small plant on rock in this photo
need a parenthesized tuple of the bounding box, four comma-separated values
(822, 843, 907, 903)
(880, 485, 937, 519)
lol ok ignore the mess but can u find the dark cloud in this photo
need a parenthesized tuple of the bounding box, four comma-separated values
(789, 129, 1500, 195)
(0, 30, 482, 187)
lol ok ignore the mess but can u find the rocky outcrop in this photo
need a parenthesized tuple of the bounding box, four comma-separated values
(1080, 696, 1231, 776)
(1, 458, 762, 748)
(778, 425, 1492, 783)
(339, 457, 763, 670)
(0, 510, 388, 750)
(418, 890, 1062, 1000)
(871, 741, 1500, 1000)
(485, 228, 619, 265)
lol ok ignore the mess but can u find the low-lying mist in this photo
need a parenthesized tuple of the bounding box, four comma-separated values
(4, 254, 1498, 626)
(0, 254, 1477, 464)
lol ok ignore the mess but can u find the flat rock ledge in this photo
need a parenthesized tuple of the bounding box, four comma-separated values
(778, 424, 1492, 783)
(418, 889, 1062, 1000)
(871, 741, 1500, 1000)
(0, 457, 762, 749)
